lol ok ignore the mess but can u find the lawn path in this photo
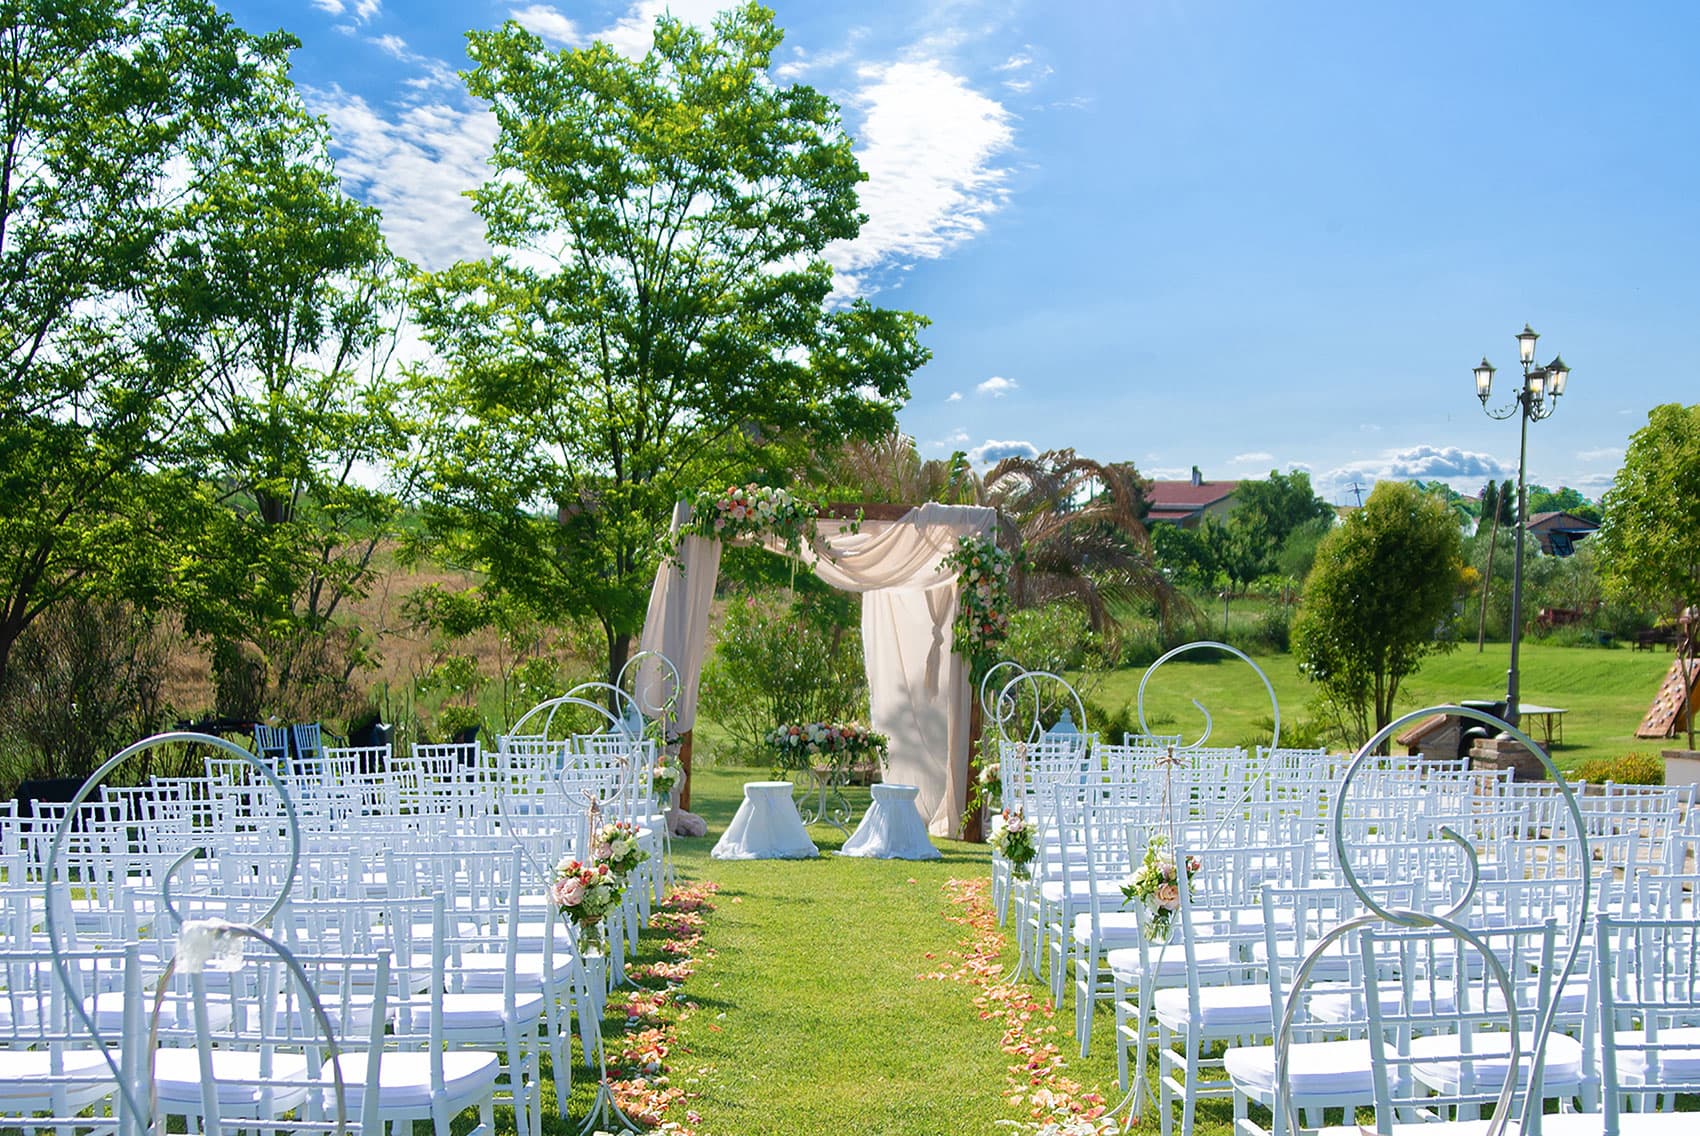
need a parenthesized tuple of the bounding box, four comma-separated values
(658, 765, 1127, 1136)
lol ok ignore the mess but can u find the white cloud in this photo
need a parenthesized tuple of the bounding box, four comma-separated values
(1230, 451, 1274, 465)
(970, 438, 1038, 465)
(976, 375, 1017, 398)
(370, 33, 408, 58)
(364, 34, 459, 91)
(1577, 447, 1624, 465)
(306, 86, 499, 270)
(511, 4, 583, 47)
(589, 0, 732, 59)
(825, 59, 1014, 298)
(354, 0, 380, 19)
(945, 391, 962, 403)
(995, 47, 1053, 94)
(1320, 444, 1513, 500)
(311, 0, 344, 14)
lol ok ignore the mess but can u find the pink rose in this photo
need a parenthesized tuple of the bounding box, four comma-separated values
(1154, 883, 1181, 911)
(559, 877, 586, 907)
(593, 840, 613, 861)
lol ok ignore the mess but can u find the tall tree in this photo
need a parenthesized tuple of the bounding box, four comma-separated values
(0, 0, 290, 688)
(1233, 468, 1332, 550)
(1595, 403, 1700, 748)
(1294, 481, 1464, 748)
(412, 4, 927, 682)
(161, 60, 413, 718)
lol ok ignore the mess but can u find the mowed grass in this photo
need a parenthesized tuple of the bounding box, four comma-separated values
(1088, 641, 1676, 772)
(662, 764, 1134, 1136)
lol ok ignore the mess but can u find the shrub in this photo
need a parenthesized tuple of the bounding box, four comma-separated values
(700, 592, 866, 765)
(1571, 751, 1663, 786)
(1240, 606, 1292, 654)
(1003, 604, 1092, 675)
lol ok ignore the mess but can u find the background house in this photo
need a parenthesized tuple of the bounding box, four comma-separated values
(1527, 510, 1599, 557)
(1144, 466, 1240, 529)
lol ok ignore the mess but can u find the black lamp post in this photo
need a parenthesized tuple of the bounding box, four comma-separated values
(1474, 324, 1571, 731)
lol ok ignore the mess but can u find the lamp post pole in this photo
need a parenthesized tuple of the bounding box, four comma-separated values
(1474, 325, 1570, 733)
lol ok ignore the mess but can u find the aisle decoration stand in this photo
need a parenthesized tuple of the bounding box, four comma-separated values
(44, 732, 351, 1136)
(493, 686, 649, 1136)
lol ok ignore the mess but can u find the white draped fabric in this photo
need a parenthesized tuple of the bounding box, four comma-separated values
(637, 501, 997, 836)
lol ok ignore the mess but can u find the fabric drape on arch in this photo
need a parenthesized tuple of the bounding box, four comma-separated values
(637, 501, 997, 836)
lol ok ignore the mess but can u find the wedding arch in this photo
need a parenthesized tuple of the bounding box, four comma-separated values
(635, 494, 1002, 836)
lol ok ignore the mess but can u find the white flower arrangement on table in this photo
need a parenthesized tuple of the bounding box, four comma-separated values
(591, 819, 648, 880)
(549, 855, 625, 944)
(990, 807, 1038, 880)
(1120, 836, 1201, 942)
(764, 721, 889, 773)
(679, 483, 819, 555)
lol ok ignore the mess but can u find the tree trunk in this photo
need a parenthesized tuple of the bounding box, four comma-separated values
(963, 695, 984, 842)
(605, 630, 632, 709)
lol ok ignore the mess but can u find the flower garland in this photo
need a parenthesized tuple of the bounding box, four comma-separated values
(941, 534, 1014, 674)
(679, 483, 819, 555)
(765, 721, 889, 773)
(919, 878, 1113, 1134)
(1120, 835, 1201, 942)
(963, 737, 1004, 825)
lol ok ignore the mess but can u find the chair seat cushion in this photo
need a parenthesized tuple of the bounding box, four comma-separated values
(85, 991, 234, 1032)
(152, 1048, 312, 1112)
(0, 1047, 117, 1097)
(1410, 1031, 1583, 1093)
(1225, 1038, 1376, 1099)
(1153, 984, 1272, 1032)
(324, 1050, 500, 1111)
(1070, 911, 1144, 943)
(426, 991, 547, 1032)
(1107, 940, 1234, 983)
(1614, 1024, 1700, 1084)
(453, 952, 574, 991)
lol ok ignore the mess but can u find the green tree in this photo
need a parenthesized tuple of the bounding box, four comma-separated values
(1527, 485, 1602, 525)
(161, 61, 413, 718)
(1234, 469, 1332, 550)
(0, 0, 290, 688)
(1596, 403, 1700, 747)
(1294, 481, 1464, 748)
(411, 4, 927, 683)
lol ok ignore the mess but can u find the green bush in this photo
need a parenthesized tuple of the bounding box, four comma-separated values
(1571, 751, 1664, 786)
(1003, 603, 1093, 675)
(1240, 606, 1292, 654)
(700, 592, 867, 764)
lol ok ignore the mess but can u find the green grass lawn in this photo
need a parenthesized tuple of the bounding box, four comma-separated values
(1086, 641, 1676, 773)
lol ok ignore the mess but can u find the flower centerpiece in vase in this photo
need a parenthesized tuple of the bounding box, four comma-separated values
(764, 721, 889, 777)
(1120, 836, 1201, 941)
(592, 819, 648, 881)
(989, 807, 1037, 879)
(549, 856, 625, 953)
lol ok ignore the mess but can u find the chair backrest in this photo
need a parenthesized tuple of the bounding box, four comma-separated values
(1593, 912, 1700, 1124)
(1357, 918, 1559, 1134)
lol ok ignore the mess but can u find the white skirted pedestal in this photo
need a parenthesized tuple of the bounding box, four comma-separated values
(838, 782, 942, 860)
(711, 781, 818, 860)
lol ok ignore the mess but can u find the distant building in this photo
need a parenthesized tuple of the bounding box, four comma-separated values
(1527, 510, 1599, 557)
(1145, 466, 1240, 529)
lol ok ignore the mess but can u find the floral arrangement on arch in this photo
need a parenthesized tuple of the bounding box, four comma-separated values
(680, 483, 819, 555)
(592, 819, 649, 879)
(549, 855, 624, 942)
(765, 721, 889, 773)
(1121, 835, 1201, 942)
(940, 533, 1014, 673)
(990, 807, 1037, 879)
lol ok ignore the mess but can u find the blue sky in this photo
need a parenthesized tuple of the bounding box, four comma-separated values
(220, 0, 1700, 504)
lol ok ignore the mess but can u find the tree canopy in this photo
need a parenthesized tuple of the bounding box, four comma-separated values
(411, 2, 928, 681)
(1596, 404, 1700, 621)
(1293, 480, 1464, 747)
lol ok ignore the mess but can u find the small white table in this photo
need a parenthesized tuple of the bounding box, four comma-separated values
(838, 782, 941, 860)
(711, 781, 818, 860)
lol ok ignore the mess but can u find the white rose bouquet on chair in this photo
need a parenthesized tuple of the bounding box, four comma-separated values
(1121, 837, 1200, 942)
(990, 807, 1038, 879)
(651, 756, 682, 800)
(591, 819, 648, 880)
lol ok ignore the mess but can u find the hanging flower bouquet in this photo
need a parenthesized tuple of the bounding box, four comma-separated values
(651, 755, 682, 801)
(680, 483, 819, 555)
(940, 534, 1014, 673)
(592, 820, 649, 880)
(550, 856, 625, 949)
(1121, 837, 1201, 942)
(963, 743, 1003, 826)
(990, 808, 1038, 879)
(765, 721, 889, 773)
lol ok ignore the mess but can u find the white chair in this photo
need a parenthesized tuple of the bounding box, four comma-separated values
(1593, 912, 1700, 1121)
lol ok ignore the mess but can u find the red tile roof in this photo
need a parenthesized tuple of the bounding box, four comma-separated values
(1145, 480, 1240, 511)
